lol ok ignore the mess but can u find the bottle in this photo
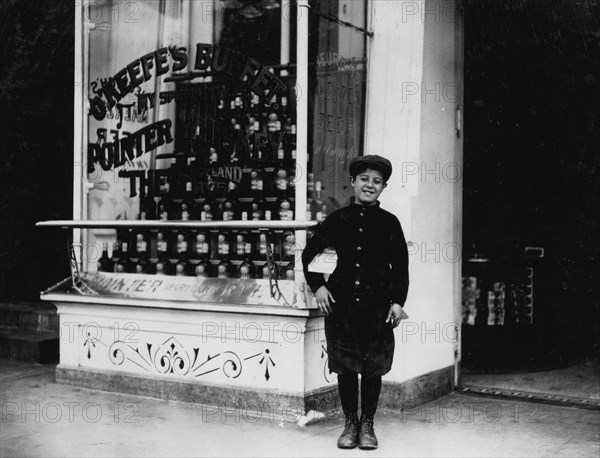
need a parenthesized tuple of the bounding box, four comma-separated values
(157, 183, 172, 221)
(276, 196, 294, 221)
(179, 181, 196, 221)
(249, 170, 264, 199)
(156, 231, 169, 257)
(134, 256, 150, 274)
(200, 198, 217, 221)
(154, 257, 169, 276)
(114, 243, 131, 273)
(217, 233, 230, 258)
(267, 112, 281, 133)
(234, 233, 247, 260)
(208, 146, 219, 166)
(119, 237, 132, 264)
(257, 233, 272, 259)
(175, 258, 189, 277)
(217, 260, 231, 278)
(195, 260, 210, 278)
(261, 263, 277, 280)
(282, 231, 296, 261)
(193, 232, 210, 258)
(316, 203, 328, 222)
(239, 260, 255, 280)
(116, 211, 132, 253)
(140, 193, 157, 220)
(251, 197, 265, 221)
(134, 231, 150, 257)
(97, 242, 113, 272)
(222, 196, 236, 221)
(274, 167, 288, 195)
(174, 231, 190, 257)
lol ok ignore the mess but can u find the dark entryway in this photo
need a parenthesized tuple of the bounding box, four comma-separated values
(460, 0, 599, 404)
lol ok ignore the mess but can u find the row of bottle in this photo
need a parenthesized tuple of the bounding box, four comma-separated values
(112, 230, 297, 262)
(214, 88, 295, 134)
(98, 248, 295, 280)
(140, 188, 296, 222)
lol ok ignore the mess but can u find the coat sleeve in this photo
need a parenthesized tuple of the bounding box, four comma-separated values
(389, 216, 410, 307)
(301, 215, 335, 293)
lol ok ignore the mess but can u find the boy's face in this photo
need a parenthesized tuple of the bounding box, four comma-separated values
(350, 168, 387, 206)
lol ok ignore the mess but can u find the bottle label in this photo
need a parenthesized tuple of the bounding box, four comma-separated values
(121, 242, 129, 253)
(236, 244, 245, 255)
(177, 241, 188, 253)
(182, 211, 189, 221)
(195, 242, 209, 254)
(137, 241, 147, 252)
(158, 241, 167, 252)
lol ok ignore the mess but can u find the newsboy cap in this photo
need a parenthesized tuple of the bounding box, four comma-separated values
(349, 155, 393, 182)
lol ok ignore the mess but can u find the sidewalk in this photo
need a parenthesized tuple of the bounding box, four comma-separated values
(1, 359, 598, 457)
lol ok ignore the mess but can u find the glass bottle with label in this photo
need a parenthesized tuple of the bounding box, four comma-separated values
(179, 181, 196, 221)
(274, 167, 288, 196)
(155, 231, 169, 258)
(217, 233, 230, 259)
(234, 233, 251, 260)
(257, 233, 274, 259)
(193, 232, 211, 259)
(157, 183, 172, 221)
(276, 196, 294, 221)
(134, 231, 150, 257)
(251, 197, 265, 221)
(282, 231, 296, 261)
(174, 231, 190, 258)
(249, 170, 264, 199)
(199, 198, 217, 221)
(222, 196, 237, 221)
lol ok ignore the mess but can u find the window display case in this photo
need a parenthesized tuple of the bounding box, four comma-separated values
(38, 0, 370, 418)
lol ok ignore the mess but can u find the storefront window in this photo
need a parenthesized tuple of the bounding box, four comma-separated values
(82, 0, 367, 279)
(307, 0, 368, 218)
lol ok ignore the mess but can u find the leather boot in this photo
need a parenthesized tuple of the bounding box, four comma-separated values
(358, 414, 378, 450)
(337, 412, 359, 449)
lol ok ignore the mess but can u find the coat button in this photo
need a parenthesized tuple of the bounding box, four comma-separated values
(359, 228, 364, 232)
(356, 246, 362, 251)
(355, 280, 360, 285)
(356, 263, 360, 268)
(355, 297, 360, 302)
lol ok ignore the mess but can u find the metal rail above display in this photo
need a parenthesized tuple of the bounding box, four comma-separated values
(36, 220, 319, 230)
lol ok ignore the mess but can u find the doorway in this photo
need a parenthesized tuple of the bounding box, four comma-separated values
(459, 0, 599, 407)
